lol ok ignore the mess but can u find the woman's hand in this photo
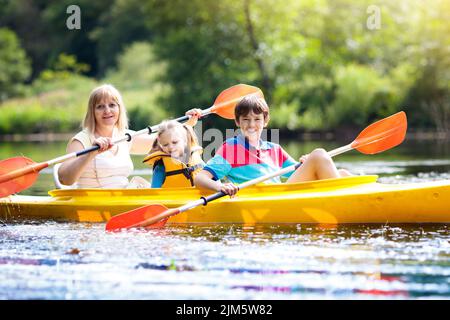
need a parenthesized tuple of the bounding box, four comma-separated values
(217, 182, 239, 197)
(185, 108, 203, 127)
(93, 137, 113, 153)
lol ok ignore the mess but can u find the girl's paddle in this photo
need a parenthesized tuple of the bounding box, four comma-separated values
(0, 84, 263, 198)
(105, 111, 407, 232)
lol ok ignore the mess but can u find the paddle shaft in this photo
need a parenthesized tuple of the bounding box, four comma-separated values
(51, 110, 217, 164)
(181, 144, 353, 208)
(57, 109, 215, 165)
(138, 145, 353, 227)
(0, 110, 217, 186)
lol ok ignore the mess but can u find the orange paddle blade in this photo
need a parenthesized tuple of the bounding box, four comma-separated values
(211, 84, 264, 119)
(105, 204, 169, 232)
(0, 157, 45, 198)
(351, 111, 407, 154)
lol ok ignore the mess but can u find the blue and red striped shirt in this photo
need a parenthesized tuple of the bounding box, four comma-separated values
(203, 135, 299, 184)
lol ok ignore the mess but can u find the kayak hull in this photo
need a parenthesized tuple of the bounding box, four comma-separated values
(1, 175, 450, 224)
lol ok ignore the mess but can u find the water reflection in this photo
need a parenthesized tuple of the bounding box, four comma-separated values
(1, 222, 448, 299)
(1, 138, 450, 299)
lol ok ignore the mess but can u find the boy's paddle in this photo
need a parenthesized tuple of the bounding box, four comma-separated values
(0, 84, 263, 198)
(105, 111, 407, 232)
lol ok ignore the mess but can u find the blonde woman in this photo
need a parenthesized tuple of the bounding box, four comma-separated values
(58, 84, 157, 188)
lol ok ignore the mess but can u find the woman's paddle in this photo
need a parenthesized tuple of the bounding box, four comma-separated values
(105, 111, 407, 232)
(0, 84, 263, 198)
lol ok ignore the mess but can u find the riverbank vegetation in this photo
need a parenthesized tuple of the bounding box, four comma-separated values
(0, 0, 449, 135)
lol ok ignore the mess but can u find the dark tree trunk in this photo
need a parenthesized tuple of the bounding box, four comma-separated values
(243, 0, 272, 101)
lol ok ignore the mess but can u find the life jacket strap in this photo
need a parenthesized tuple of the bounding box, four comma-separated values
(164, 164, 203, 186)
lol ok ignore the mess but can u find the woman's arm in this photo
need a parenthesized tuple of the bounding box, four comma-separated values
(58, 138, 112, 185)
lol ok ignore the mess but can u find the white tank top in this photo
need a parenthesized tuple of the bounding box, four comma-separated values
(69, 129, 134, 189)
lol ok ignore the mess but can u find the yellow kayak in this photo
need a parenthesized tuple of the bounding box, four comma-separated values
(1, 175, 450, 224)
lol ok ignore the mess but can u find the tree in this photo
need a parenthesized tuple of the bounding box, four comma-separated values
(0, 0, 56, 78)
(403, 0, 450, 132)
(0, 28, 31, 101)
(104, 42, 166, 90)
(141, 0, 290, 126)
(90, 0, 153, 76)
(41, 0, 111, 77)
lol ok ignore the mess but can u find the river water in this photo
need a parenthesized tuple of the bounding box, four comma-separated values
(0, 138, 449, 299)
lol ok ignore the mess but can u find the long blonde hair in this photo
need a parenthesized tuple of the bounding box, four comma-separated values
(150, 120, 201, 164)
(82, 84, 129, 135)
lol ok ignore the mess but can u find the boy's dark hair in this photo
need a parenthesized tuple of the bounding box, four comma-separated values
(235, 95, 270, 122)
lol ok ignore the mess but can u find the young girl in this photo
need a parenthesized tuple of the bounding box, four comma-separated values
(143, 120, 205, 188)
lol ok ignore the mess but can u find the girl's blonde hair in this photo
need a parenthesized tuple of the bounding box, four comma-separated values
(150, 120, 201, 164)
(82, 84, 129, 135)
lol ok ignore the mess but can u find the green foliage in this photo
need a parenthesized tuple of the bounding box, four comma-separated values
(103, 41, 170, 129)
(402, 0, 450, 131)
(268, 102, 301, 130)
(40, 0, 112, 76)
(0, 73, 97, 134)
(1, 0, 450, 134)
(0, 96, 80, 134)
(325, 63, 416, 127)
(327, 64, 389, 127)
(0, 0, 54, 76)
(122, 87, 169, 130)
(143, 0, 259, 121)
(90, 0, 153, 75)
(36, 53, 90, 84)
(0, 28, 31, 101)
(104, 42, 167, 90)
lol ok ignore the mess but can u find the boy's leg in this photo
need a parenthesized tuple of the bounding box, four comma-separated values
(286, 148, 340, 183)
(338, 169, 353, 177)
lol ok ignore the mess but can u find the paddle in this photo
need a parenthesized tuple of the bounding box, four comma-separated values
(105, 111, 407, 232)
(0, 84, 263, 198)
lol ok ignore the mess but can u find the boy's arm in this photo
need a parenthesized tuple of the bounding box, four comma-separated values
(194, 170, 222, 192)
(195, 142, 239, 196)
(194, 170, 239, 196)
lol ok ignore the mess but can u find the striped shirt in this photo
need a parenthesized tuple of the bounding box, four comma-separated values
(203, 135, 299, 184)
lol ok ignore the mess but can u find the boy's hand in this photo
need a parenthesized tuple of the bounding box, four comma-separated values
(299, 153, 310, 163)
(218, 182, 239, 197)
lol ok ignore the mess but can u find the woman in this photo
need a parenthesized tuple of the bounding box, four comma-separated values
(58, 84, 156, 188)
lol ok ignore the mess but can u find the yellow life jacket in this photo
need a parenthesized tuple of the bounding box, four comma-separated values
(142, 147, 204, 188)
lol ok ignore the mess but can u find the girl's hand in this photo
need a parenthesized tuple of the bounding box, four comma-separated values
(299, 153, 310, 163)
(93, 137, 113, 153)
(218, 182, 239, 197)
(185, 108, 203, 127)
(186, 108, 203, 118)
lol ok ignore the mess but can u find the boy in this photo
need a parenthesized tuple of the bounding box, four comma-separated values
(190, 95, 350, 196)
